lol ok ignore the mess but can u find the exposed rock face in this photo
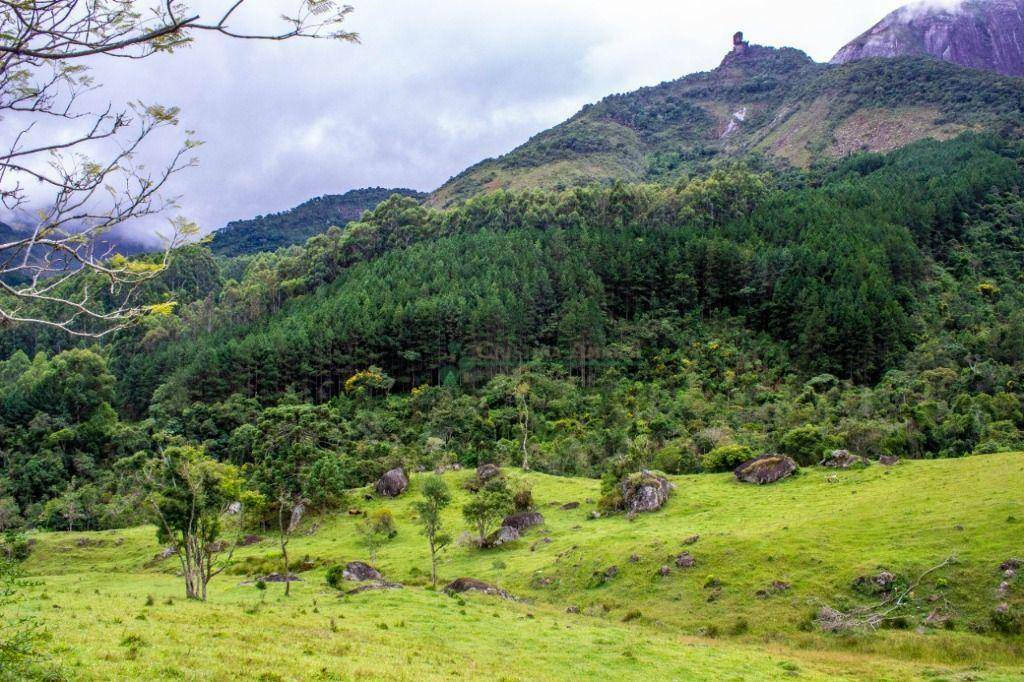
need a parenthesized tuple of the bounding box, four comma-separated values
(444, 577, 516, 601)
(486, 525, 521, 547)
(621, 471, 673, 513)
(734, 455, 799, 484)
(375, 468, 408, 497)
(502, 512, 544, 532)
(832, 0, 1024, 77)
(342, 561, 383, 582)
(821, 450, 871, 469)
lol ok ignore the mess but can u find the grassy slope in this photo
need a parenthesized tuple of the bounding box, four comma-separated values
(14, 453, 1024, 680)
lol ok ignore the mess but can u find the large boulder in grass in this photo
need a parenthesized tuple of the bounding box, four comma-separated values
(342, 561, 383, 582)
(487, 525, 521, 547)
(375, 468, 408, 498)
(734, 455, 798, 485)
(621, 471, 673, 514)
(821, 450, 870, 469)
(476, 463, 502, 484)
(502, 512, 544, 532)
(444, 577, 517, 601)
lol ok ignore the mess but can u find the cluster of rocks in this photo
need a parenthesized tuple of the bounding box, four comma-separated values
(821, 450, 870, 469)
(997, 558, 1021, 606)
(487, 510, 546, 548)
(852, 570, 900, 600)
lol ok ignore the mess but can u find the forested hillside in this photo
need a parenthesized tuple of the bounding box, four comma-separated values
(429, 44, 1024, 206)
(1, 133, 1023, 531)
(208, 187, 427, 257)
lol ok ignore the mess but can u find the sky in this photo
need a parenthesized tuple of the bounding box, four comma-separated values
(36, 0, 928, 241)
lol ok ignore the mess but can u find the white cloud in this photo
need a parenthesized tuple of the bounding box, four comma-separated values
(7, 0, 917, 240)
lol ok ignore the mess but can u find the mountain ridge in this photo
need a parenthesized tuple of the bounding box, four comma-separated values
(208, 186, 427, 257)
(832, 0, 1024, 76)
(427, 31, 1024, 207)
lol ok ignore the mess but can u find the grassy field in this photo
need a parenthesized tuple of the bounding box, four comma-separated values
(10, 452, 1024, 680)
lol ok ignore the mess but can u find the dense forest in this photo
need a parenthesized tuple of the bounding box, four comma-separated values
(208, 187, 427, 257)
(1, 133, 1023, 532)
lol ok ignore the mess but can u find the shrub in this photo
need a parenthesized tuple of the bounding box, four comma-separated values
(325, 565, 346, 591)
(779, 425, 834, 466)
(511, 481, 534, 513)
(701, 445, 755, 473)
(992, 605, 1023, 635)
(653, 443, 701, 474)
(1, 531, 31, 562)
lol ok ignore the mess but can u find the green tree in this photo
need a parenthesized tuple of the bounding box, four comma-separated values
(413, 476, 452, 587)
(142, 445, 251, 601)
(462, 479, 514, 547)
(357, 509, 397, 563)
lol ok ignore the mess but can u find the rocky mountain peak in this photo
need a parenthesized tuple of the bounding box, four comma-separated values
(832, 0, 1024, 77)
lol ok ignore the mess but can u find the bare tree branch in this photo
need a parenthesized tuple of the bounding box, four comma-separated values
(0, 1, 358, 337)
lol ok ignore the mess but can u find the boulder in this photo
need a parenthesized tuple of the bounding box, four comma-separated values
(559, 502, 580, 511)
(734, 455, 798, 485)
(260, 573, 303, 583)
(853, 570, 898, 596)
(675, 552, 696, 569)
(682, 535, 701, 546)
(444, 577, 516, 601)
(487, 526, 521, 547)
(375, 468, 408, 498)
(621, 470, 673, 514)
(239, 534, 263, 547)
(756, 581, 791, 598)
(346, 581, 402, 595)
(476, 463, 502, 484)
(502, 512, 544, 532)
(879, 455, 900, 466)
(1000, 558, 1023, 572)
(343, 561, 383, 582)
(821, 450, 870, 469)
(658, 565, 672, 577)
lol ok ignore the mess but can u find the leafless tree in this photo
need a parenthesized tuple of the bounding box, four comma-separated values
(0, 1, 358, 336)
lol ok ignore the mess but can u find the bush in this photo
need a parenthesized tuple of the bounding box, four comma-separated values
(511, 481, 534, 513)
(653, 443, 701, 474)
(1, 531, 31, 562)
(701, 445, 755, 473)
(325, 565, 346, 591)
(992, 605, 1023, 635)
(779, 425, 834, 466)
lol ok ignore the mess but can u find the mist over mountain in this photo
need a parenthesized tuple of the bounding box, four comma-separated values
(832, 0, 1024, 76)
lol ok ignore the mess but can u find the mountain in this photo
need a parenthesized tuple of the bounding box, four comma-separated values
(208, 187, 427, 257)
(429, 32, 1024, 207)
(832, 0, 1024, 76)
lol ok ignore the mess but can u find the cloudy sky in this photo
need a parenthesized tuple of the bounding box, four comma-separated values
(79, 0, 922, 239)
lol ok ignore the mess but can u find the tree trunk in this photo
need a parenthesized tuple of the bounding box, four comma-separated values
(279, 503, 292, 597)
(429, 538, 438, 588)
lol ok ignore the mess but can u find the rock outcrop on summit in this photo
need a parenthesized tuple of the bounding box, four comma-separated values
(832, 0, 1024, 77)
